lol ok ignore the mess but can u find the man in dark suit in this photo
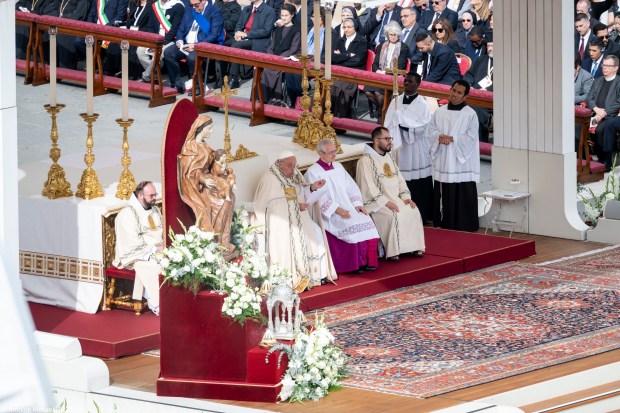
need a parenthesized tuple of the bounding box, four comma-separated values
(581, 37, 605, 79)
(413, 0, 429, 21)
(399, 6, 426, 69)
(364, 2, 402, 50)
(419, 0, 457, 32)
(74, 0, 130, 62)
(225, 0, 277, 88)
(462, 25, 486, 64)
(464, 33, 493, 142)
(575, 13, 595, 60)
(164, 0, 224, 93)
(586, 55, 620, 170)
(592, 22, 620, 60)
(416, 32, 461, 86)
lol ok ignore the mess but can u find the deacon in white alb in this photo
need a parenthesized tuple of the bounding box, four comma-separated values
(253, 151, 338, 292)
(427, 79, 480, 232)
(113, 181, 163, 315)
(356, 127, 426, 261)
(384, 71, 434, 223)
(305, 139, 380, 274)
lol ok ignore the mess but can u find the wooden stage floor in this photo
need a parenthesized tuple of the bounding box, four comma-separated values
(103, 231, 620, 412)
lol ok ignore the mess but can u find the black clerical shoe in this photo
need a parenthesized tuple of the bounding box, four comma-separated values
(320, 278, 328, 285)
(365, 266, 377, 271)
(386, 256, 400, 261)
(412, 251, 425, 257)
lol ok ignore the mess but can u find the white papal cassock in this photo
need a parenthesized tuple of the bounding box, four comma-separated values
(253, 165, 337, 292)
(113, 194, 163, 314)
(355, 144, 425, 259)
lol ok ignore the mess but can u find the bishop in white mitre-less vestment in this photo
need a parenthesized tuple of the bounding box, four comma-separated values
(384, 72, 434, 223)
(427, 80, 480, 232)
(356, 129, 426, 260)
(305, 139, 380, 273)
(113, 182, 163, 315)
(253, 152, 337, 292)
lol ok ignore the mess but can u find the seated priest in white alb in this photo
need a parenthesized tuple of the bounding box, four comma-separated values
(383, 71, 434, 224)
(304, 139, 380, 274)
(253, 151, 338, 292)
(113, 181, 163, 315)
(356, 127, 426, 261)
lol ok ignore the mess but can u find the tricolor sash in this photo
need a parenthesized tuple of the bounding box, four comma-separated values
(97, 0, 109, 25)
(153, 0, 172, 33)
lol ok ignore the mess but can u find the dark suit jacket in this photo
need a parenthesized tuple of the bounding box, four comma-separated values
(363, 6, 403, 48)
(463, 54, 493, 91)
(581, 56, 604, 79)
(86, 0, 128, 25)
(54, 0, 89, 20)
(331, 34, 368, 70)
(575, 31, 595, 58)
(16, 0, 60, 15)
(421, 41, 462, 85)
(161, 2, 185, 44)
(401, 23, 426, 66)
(234, 1, 277, 52)
(419, 7, 458, 32)
(216, 0, 241, 41)
(178, 3, 224, 44)
(463, 39, 486, 64)
(371, 41, 409, 72)
(586, 75, 620, 116)
(124, 2, 159, 33)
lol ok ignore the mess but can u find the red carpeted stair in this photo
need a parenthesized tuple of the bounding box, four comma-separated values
(28, 302, 160, 359)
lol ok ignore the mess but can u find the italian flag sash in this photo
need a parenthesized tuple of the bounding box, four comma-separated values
(153, 0, 172, 33)
(97, 0, 109, 25)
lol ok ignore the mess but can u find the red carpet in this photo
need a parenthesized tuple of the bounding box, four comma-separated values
(28, 229, 534, 358)
(300, 228, 535, 310)
(28, 302, 160, 359)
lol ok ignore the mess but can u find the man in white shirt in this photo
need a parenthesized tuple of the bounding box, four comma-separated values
(427, 79, 480, 232)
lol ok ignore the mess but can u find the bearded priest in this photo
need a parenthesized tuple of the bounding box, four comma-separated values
(253, 152, 338, 292)
(356, 127, 426, 261)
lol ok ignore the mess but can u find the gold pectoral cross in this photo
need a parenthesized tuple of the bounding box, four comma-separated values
(384, 163, 393, 178)
(386, 57, 407, 110)
(284, 186, 297, 201)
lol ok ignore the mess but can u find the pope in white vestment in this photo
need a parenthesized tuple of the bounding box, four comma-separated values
(384, 72, 434, 223)
(305, 139, 380, 273)
(113, 182, 163, 315)
(356, 128, 426, 260)
(427, 80, 480, 232)
(253, 152, 337, 292)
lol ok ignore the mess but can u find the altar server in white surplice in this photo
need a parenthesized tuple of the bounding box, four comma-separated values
(428, 79, 480, 232)
(305, 139, 380, 274)
(384, 71, 434, 223)
(113, 181, 163, 315)
(253, 152, 337, 292)
(356, 127, 426, 261)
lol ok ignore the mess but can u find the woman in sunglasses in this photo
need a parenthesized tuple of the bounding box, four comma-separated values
(455, 10, 477, 49)
(431, 18, 461, 53)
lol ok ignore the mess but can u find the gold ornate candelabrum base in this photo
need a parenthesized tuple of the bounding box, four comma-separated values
(115, 118, 136, 200)
(320, 78, 343, 154)
(231, 144, 259, 161)
(42, 104, 73, 199)
(292, 55, 318, 148)
(76, 113, 104, 200)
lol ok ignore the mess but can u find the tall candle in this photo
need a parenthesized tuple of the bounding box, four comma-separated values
(121, 40, 129, 121)
(325, 9, 332, 80)
(313, 0, 320, 69)
(85, 36, 94, 116)
(49, 29, 57, 107)
(301, 0, 308, 56)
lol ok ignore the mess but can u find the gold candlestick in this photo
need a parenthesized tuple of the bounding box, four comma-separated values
(309, 69, 323, 121)
(293, 55, 315, 146)
(42, 104, 73, 199)
(115, 118, 136, 200)
(320, 78, 342, 154)
(385, 57, 406, 111)
(76, 113, 103, 200)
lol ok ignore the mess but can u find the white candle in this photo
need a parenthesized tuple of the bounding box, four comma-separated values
(121, 40, 129, 121)
(86, 36, 94, 116)
(313, 0, 320, 69)
(301, 0, 308, 56)
(50, 30, 57, 107)
(325, 9, 332, 80)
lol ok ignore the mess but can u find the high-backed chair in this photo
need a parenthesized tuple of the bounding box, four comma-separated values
(455, 53, 472, 76)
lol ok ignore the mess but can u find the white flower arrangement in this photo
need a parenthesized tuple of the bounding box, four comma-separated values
(267, 314, 348, 402)
(221, 262, 263, 323)
(578, 157, 619, 227)
(157, 223, 224, 295)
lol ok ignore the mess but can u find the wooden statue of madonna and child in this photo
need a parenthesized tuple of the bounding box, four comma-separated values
(178, 115, 238, 259)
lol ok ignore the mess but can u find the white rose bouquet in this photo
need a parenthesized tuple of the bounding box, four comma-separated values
(267, 314, 348, 402)
(156, 224, 224, 295)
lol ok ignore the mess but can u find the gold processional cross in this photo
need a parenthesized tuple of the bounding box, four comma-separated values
(216, 76, 257, 161)
(385, 57, 406, 110)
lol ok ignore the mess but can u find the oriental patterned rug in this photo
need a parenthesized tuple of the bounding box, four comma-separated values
(539, 244, 620, 277)
(318, 262, 620, 398)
